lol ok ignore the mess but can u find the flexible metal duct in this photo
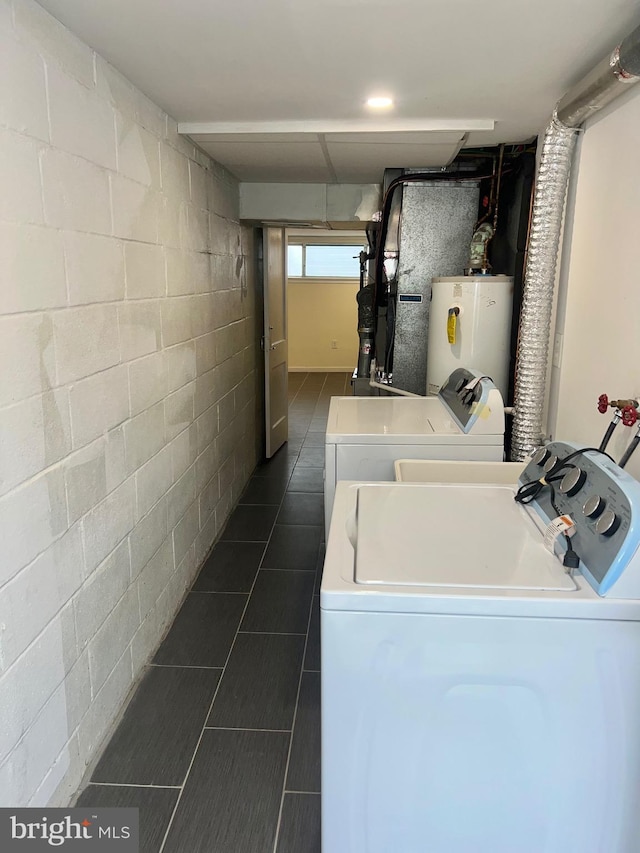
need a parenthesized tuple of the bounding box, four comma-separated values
(511, 24, 640, 461)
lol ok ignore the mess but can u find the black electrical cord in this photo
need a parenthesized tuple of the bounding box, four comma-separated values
(547, 482, 580, 570)
(514, 446, 615, 505)
(514, 447, 616, 570)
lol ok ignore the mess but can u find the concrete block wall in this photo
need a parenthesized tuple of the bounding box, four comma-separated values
(0, 0, 262, 807)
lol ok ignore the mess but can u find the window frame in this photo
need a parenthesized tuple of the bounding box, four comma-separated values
(287, 236, 365, 281)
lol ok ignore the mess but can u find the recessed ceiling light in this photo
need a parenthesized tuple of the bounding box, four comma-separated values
(366, 96, 393, 109)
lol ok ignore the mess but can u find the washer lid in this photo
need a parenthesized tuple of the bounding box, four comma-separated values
(353, 484, 576, 591)
(328, 397, 456, 437)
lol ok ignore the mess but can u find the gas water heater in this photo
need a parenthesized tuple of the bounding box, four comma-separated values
(426, 275, 513, 398)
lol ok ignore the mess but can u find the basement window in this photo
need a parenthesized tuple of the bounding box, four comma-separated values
(287, 242, 363, 279)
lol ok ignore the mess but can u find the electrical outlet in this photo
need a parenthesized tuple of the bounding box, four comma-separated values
(552, 333, 563, 369)
(331, 340, 338, 350)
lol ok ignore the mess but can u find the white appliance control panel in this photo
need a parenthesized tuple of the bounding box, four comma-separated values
(520, 440, 640, 598)
(437, 367, 504, 434)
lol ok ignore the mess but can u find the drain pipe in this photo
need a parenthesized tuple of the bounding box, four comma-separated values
(510, 23, 640, 461)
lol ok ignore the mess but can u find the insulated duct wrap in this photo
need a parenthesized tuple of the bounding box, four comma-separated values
(511, 22, 640, 462)
(511, 117, 577, 460)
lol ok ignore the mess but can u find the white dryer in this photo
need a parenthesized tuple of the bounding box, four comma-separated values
(324, 367, 505, 537)
(321, 441, 640, 853)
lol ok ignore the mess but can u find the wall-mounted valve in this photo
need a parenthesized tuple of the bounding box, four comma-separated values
(597, 395, 639, 452)
(597, 394, 639, 413)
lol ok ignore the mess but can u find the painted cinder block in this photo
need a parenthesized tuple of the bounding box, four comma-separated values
(2, 0, 259, 808)
(41, 148, 111, 235)
(87, 583, 140, 694)
(128, 350, 168, 416)
(160, 141, 190, 203)
(74, 539, 132, 652)
(198, 473, 221, 524)
(65, 231, 125, 305)
(76, 647, 133, 761)
(0, 389, 71, 496)
(65, 428, 127, 528)
(111, 173, 160, 243)
(118, 300, 162, 362)
(47, 64, 117, 170)
(0, 467, 68, 588)
(3, 658, 90, 809)
(195, 442, 218, 493)
(135, 444, 173, 521)
(124, 241, 165, 299)
(81, 477, 135, 574)
(170, 423, 198, 483)
(53, 304, 120, 384)
(164, 380, 195, 441)
(166, 340, 197, 393)
(136, 536, 174, 618)
(161, 294, 194, 347)
(0, 127, 44, 225)
(69, 364, 129, 449)
(129, 496, 169, 579)
(0, 222, 66, 314)
(95, 57, 138, 123)
(173, 498, 199, 565)
(0, 608, 78, 765)
(166, 464, 196, 529)
(116, 113, 161, 189)
(195, 330, 217, 376)
(0, 526, 83, 673)
(124, 401, 165, 473)
(14, 0, 95, 88)
(196, 405, 219, 456)
(0, 27, 49, 141)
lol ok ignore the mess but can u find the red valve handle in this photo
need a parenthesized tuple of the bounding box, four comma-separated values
(622, 406, 638, 427)
(598, 394, 609, 414)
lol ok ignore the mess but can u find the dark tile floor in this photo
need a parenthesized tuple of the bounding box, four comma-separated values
(77, 371, 351, 853)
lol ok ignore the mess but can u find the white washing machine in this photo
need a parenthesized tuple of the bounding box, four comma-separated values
(321, 441, 640, 853)
(324, 368, 505, 537)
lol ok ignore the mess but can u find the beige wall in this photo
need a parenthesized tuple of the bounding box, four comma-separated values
(288, 278, 359, 371)
(0, 0, 261, 807)
(549, 85, 640, 479)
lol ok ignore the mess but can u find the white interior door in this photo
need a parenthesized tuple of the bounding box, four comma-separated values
(263, 227, 288, 457)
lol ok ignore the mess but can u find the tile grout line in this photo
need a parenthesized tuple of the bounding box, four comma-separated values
(287, 371, 308, 406)
(204, 726, 291, 733)
(88, 782, 182, 790)
(157, 414, 304, 853)
(150, 663, 224, 669)
(271, 549, 319, 853)
(271, 382, 325, 853)
(284, 789, 321, 796)
(238, 630, 307, 636)
(156, 536, 271, 853)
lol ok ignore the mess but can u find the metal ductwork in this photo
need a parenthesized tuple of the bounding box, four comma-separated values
(511, 23, 640, 461)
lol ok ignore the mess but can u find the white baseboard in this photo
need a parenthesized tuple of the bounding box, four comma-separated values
(289, 367, 353, 373)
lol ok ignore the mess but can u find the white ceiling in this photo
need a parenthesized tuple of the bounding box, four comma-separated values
(37, 0, 640, 183)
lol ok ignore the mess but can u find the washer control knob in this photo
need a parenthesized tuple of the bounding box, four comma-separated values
(559, 468, 587, 496)
(595, 509, 621, 537)
(583, 494, 606, 519)
(543, 455, 559, 474)
(531, 447, 549, 466)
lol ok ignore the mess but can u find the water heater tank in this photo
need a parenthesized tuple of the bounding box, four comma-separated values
(426, 275, 513, 398)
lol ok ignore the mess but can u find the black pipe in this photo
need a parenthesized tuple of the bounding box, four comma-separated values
(619, 433, 640, 469)
(599, 418, 618, 452)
